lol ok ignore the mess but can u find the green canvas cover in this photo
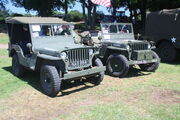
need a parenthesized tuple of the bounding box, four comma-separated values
(5, 17, 68, 24)
(146, 8, 180, 36)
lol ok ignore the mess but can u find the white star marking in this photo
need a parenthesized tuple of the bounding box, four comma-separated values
(171, 37, 176, 43)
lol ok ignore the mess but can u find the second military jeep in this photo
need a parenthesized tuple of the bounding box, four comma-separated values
(6, 17, 105, 97)
(96, 23, 160, 77)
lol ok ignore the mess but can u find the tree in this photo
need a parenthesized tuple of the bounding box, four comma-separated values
(64, 10, 83, 22)
(79, 0, 97, 29)
(11, 0, 64, 16)
(127, 0, 180, 29)
(109, 0, 126, 16)
(148, 0, 180, 11)
(0, 0, 8, 10)
(63, 0, 75, 15)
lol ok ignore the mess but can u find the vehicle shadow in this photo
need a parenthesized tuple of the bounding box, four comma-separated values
(125, 67, 151, 78)
(59, 80, 94, 97)
(2, 66, 95, 97)
(161, 56, 180, 65)
(2, 66, 42, 92)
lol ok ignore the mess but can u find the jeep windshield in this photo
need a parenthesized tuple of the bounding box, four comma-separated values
(31, 24, 72, 38)
(100, 23, 134, 41)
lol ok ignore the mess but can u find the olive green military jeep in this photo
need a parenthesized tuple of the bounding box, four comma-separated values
(5, 17, 105, 97)
(93, 23, 160, 77)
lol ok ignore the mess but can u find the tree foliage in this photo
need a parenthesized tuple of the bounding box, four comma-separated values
(63, 0, 75, 15)
(79, 0, 97, 28)
(0, 0, 8, 10)
(11, 0, 76, 16)
(64, 10, 83, 22)
(9, 0, 180, 31)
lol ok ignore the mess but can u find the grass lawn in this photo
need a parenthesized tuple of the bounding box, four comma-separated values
(0, 33, 8, 44)
(0, 49, 27, 98)
(0, 49, 179, 120)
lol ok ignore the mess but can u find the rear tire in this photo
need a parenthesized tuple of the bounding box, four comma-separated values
(158, 42, 176, 62)
(107, 54, 129, 77)
(139, 51, 160, 72)
(88, 58, 104, 85)
(12, 54, 24, 77)
(40, 65, 61, 97)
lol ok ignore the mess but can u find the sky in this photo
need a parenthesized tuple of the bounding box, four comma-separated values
(6, 0, 130, 16)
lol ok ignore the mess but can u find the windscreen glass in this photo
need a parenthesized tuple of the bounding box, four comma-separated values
(31, 24, 72, 38)
(101, 24, 133, 34)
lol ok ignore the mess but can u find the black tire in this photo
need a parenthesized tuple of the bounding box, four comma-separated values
(40, 65, 61, 97)
(89, 58, 104, 85)
(139, 51, 160, 72)
(12, 54, 24, 77)
(107, 54, 129, 77)
(158, 42, 176, 62)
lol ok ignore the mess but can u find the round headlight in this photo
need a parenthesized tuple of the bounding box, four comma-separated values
(148, 44, 151, 49)
(60, 52, 67, 59)
(89, 49, 93, 56)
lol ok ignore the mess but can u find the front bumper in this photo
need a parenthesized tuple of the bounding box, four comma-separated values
(128, 58, 160, 65)
(63, 66, 106, 80)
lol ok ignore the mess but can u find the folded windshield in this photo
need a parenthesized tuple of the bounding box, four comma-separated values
(31, 24, 72, 38)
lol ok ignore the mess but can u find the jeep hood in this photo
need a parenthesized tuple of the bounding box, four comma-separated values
(32, 36, 90, 54)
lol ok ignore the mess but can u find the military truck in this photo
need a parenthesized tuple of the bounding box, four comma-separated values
(90, 23, 160, 77)
(145, 8, 180, 62)
(5, 17, 106, 97)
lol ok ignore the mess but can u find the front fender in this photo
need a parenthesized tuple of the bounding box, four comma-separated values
(11, 45, 28, 67)
(37, 54, 61, 61)
(107, 46, 127, 51)
(99, 45, 127, 58)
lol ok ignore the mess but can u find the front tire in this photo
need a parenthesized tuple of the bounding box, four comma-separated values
(158, 42, 176, 62)
(12, 54, 24, 77)
(88, 58, 104, 85)
(40, 65, 61, 97)
(107, 54, 129, 77)
(139, 51, 160, 72)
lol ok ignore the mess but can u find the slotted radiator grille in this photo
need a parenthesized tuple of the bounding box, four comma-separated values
(131, 43, 148, 50)
(67, 49, 91, 70)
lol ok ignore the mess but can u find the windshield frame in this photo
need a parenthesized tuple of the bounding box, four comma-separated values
(100, 23, 134, 41)
(29, 23, 74, 38)
(100, 23, 134, 34)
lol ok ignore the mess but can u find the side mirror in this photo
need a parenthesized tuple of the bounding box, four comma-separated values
(26, 43, 32, 53)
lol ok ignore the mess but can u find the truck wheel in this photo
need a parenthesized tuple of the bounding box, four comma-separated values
(40, 65, 61, 97)
(89, 58, 104, 85)
(107, 54, 129, 77)
(158, 42, 176, 62)
(139, 51, 160, 72)
(12, 54, 24, 77)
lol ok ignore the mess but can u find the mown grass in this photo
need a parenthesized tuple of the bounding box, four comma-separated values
(0, 49, 27, 99)
(0, 33, 8, 44)
(57, 63, 180, 120)
(0, 48, 179, 120)
(80, 103, 180, 120)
